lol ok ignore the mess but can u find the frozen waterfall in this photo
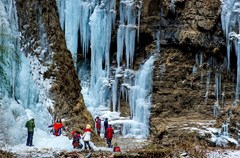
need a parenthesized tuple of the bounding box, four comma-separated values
(0, 0, 18, 97)
(58, 0, 153, 138)
(127, 56, 155, 137)
(79, 55, 155, 138)
(0, 0, 53, 146)
(117, 0, 137, 68)
(56, 0, 116, 62)
(221, 0, 240, 103)
(89, 1, 116, 98)
(57, 0, 140, 69)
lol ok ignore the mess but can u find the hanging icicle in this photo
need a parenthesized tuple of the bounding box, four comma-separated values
(117, 0, 138, 68)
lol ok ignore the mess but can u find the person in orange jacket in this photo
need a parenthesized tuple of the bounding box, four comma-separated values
(48, 118, 65, 136)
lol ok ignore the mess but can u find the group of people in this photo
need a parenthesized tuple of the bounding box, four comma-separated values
(25, 116, 120, 152)
(71, 124, 93, 150)
(95, 117, 115, 148)
(70, 117, 117, 151)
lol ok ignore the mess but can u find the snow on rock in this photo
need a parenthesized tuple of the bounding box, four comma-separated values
(179, 121, 239, 147)
(207, 150, 240, 158)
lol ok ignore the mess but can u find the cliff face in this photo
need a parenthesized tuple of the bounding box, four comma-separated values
(16, 0, 93, 133)
(140, 0, 237, 150)
(141, 0, 224, 51)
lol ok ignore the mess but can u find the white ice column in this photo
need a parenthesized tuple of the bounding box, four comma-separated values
(222, 122, 229, 136)
(236, 41, 240, 101)
(170, 0, 176, 15)
(0, 0, 19, 97)
(79, 1, 95, 57)
(213, 72, 220, 117)
(117, 25, 125, 68)
(56, 0, 95, 63)
(221, 1, 240, 103)
(89, 1, 116, 107)
(229, 32, 240, 103)
(112, 76, 118, 112)
(128, 56, 155, 137)
(221, 0, 240, 71)
(56, 0, 66, 30)
(205, 70, 211, 104)
(117, 0, 138, 68)
(137, 0, 142, 43)
(111, 67, 123, 112)
(156, 30, 160, 52)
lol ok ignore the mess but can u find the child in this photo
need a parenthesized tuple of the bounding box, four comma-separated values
(82, 124, 93, 151)
(72, 130, 83, 149)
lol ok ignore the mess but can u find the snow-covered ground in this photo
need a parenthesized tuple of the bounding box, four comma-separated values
(2, 128, 240, 158)
(3, 129, 74, 158)
(3, 128, 113, 158)
(207, 150, 240, 158)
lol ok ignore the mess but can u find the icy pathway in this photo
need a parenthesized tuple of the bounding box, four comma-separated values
(3, 129, 112, 158)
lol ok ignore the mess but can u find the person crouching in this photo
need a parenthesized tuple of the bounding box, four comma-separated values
(72, 130, 83, 149)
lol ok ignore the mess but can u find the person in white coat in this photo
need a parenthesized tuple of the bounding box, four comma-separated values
(82, 124, 93, 150)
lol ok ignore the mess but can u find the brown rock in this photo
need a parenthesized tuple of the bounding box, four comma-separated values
(16, 0, 94, 138)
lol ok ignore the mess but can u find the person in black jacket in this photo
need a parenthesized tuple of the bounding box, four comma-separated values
(104, 118, 108, 137)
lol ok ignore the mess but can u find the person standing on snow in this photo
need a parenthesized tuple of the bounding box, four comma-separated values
(82, 124, 93, 151)
(106, 124, 114, 148)
(95, 116, 101, 136)
(48, 118, 65, 136)
(104, 118, 108, 137)
(25, 118, 35, 146)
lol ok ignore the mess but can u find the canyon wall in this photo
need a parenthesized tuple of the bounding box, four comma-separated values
(16, 0, 94, 133)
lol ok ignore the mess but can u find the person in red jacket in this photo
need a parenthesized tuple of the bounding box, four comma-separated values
(48, 118, 65, 136)
(105, 124, 114, 148)
(95, 116, 101, 136)
(71, 130, 82, 149)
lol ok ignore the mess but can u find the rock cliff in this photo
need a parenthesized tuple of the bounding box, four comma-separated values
(16, 0, 94, 134)
(140, 0, 238, 154)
